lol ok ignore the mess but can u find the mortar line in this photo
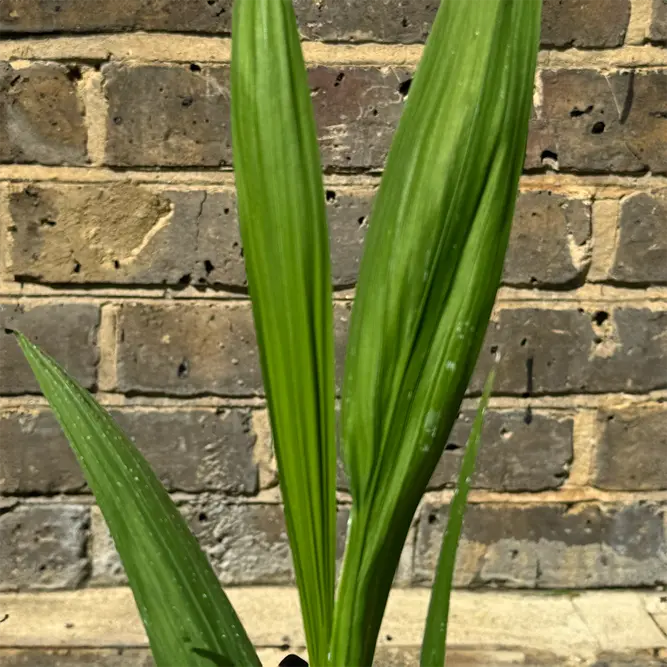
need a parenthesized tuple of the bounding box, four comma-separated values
(79, 67, 108, 166)
(97, 304, 119, 392)
(5, 488, 667, 506)
(7, 286, 667, 304)
(2, 391, 667, 411)
(2, 35, 667, 68)
(2, 166, 667, 191)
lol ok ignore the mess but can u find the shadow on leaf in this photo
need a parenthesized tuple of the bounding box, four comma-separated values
(191, 647, 234, 667)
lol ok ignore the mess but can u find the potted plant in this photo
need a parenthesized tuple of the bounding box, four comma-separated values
(10, 1, 541, 664)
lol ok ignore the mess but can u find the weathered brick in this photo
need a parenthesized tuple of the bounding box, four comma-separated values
(0, 410, 83, 494)
(304, 0, 627, 48)
(119, 304, 667, 398)
(416, 502, 667, 588)
(541, 0, 630, 48)
(294, 0, 435, 43)
(106, 65, 667, 174)
(116, 302, 350, 396)
(104, 64, 231, 168)
(0, 63, 87, 165)
(528, 70, 667, 174)
(9, 184, 593, 290)
(324, 188, 372, 287)
(650, 0, 667, 42)
(0, 407, 257, 495)
(329, 189, 594, 289)
(0, 0, 631, 49)
(313, 66, 409, 169)
(609, 192, 667, 284)
(116, 408, 258, 494)
(0, 303, 99, 394)
(0, 504, 89, 591)
(429, 410, 573, 492)
(92, 502, 350, 586)
(6, 183, 178, 284)
(5, 183, 371, 289)
(104, 64, 408, 169)
(472, 307, 667, 395)
(0, 0, 231, 33)
(504, 192, 591, 287)
(594, 407, 667, 491)
(0, 650, 154, 667)
(116, 303, 260, 396)
(337, 408, 573, 493)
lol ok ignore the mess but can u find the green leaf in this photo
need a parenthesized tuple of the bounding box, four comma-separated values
(331, 1, 541, 664)
(421, 370, 495, 667)
(14, 332, 260, 667)
(231, 1, 337, 664)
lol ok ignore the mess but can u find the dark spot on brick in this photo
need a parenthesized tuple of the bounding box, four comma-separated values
(181, 96, 194, 108)
(445, 442, 461, 452)
(398, 78, 413, 97)
(326, 190, 337, 202)
(113, 260, 120, 270)
(570, 105, 593, 117)
(541, 149, 558, 163)
(72, 262, 81, 274)
(428, 513, 437, 525)
(204, 260, 215, 275)
(334, 72, 345, 87)
(177, 360, 189, 379)
(591, 121, 606, 134)
(524, 406, 533, 425)
(66, 66, 82, 82)
(198, 512, 208, 522)
(179, 274, 192, 285)
(113, 117, 123, 125)
(524, 357, 534, 398)
(594, 310, 609, 326)
(190, 63, 202, 72)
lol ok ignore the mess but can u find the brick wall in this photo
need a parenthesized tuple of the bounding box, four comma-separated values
(1, 0, 667, 617)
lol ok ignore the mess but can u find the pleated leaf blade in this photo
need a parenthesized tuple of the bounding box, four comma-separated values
(332, 2, 542, 664)
(421, 370, 495, 667)
(231, 1, 337, 664)
(14, 332, 260, 667)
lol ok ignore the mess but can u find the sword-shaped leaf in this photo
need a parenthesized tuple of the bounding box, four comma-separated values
(331, 2, 541, 664)
(421, 370, 495, 667)
(14, 332, 260, 667)
(231, 1, 337, 664)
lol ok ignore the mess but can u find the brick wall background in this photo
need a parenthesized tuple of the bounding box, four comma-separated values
(2, 0, 667, 663)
